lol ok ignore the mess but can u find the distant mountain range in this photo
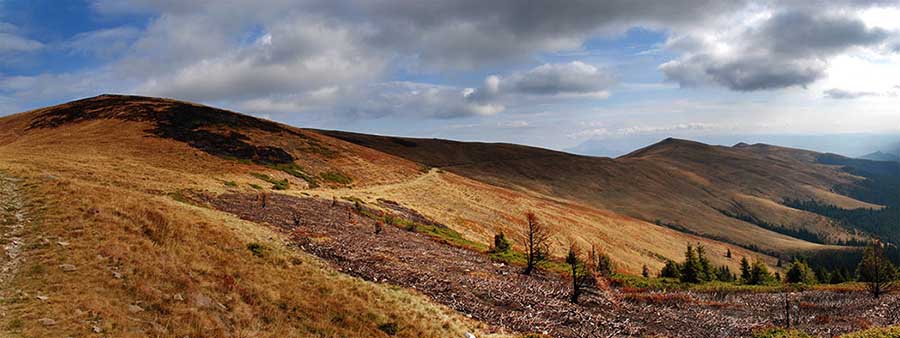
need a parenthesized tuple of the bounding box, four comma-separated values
(860, 150, 900, 163)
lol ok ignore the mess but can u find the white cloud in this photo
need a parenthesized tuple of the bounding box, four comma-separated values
(0, 22, 43, 54)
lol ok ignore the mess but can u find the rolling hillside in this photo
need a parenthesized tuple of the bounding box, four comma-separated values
(321, 131, 876, 255)
(0, 94, 892, 336)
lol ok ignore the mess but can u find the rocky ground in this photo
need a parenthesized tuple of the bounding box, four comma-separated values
(0, 174, 27, 337)
(199, 192, 900, 337)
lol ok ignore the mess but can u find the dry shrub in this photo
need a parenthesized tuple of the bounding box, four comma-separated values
(139, 209, 173, 244)
(623, 292, 695, 307)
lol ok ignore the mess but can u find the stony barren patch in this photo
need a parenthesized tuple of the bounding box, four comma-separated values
(0, 174, 27, 337)
(200, 191, 900, 337)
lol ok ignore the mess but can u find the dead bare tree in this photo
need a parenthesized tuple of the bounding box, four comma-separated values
(374, 220, 384, 234)
(566, 244, 597, 304)
(522, 211, 552, 275)
(858, 241, 897, 298)
(259, 192, 268, 209)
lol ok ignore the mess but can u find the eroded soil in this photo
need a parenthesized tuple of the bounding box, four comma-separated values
(199, 192, 900, 337)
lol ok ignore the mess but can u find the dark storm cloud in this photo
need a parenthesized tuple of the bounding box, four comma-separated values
(661, 10, 892, 91)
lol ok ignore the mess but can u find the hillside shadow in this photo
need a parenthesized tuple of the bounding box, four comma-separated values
(27, 94, 297, 164)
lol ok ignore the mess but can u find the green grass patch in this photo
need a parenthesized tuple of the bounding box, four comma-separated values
(167, 190, 189, 203)
(223, 180, 238, 187)
(247, 242, 268, 258)
(249, 183, 263, 190)
(341, 196, 366, 205)
(250, 172, 289, 190)
(266, 163, 319, 188)
(319, 171, 352, 185)
(841, 326, 900, 338)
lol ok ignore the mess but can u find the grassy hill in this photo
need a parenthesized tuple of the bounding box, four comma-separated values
(0, 94, 891, 336)
(321, 131, 875, 255)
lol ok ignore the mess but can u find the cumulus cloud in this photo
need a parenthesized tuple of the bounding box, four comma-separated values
(661, 10, 892, 91)
(135, 16, 386, 102)
(235, 82, 504, 119)
(467, 61, 615, 102)
(4, 0, 900, 122)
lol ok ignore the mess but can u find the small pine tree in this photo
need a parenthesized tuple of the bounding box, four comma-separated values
(596, 252, 614, 277)
(740, 257, 752, 283)
(749, 260, 774, 285)
(814, 267, 829, 284)
(829, 268, 847, 284)
(785, 260, 817, 284)
(725, 248, 732, 258)
(696, 245, 715, 282)
(680, 245, 703, 284)
(716, 265, 734, 282)
(642, 264, 650, 278)
(660, 260, 681, 279)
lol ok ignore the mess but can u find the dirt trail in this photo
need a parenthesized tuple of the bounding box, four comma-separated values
(0, 173, 26, 337)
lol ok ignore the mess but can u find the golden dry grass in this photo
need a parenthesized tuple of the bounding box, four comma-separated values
(311, 168, 775, 274)
(0, 117, 498, 337)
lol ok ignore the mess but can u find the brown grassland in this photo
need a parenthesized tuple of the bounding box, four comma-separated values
(0, 95, 896, 337)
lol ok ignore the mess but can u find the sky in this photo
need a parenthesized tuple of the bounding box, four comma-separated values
(2, 0, 900, 157)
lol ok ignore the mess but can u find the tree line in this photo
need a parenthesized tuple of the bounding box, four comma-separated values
(496, 212, 898, 305)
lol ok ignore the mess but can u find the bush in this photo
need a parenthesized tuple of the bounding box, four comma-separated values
(247, 242, 267, 257)
(250, 172, 289, 190)
(491, 232, 511, 253)
(320, 171, 352, 185)
(141, 209, 172, 244)
(596, 252, 614, 277)
(785, 260, 817, 284)
(377, 322, 399, 336)
(749, 260, 776, 285)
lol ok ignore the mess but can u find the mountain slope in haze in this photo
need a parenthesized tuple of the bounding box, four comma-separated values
(321, 131, 878, 255)
(860, 150, 900, 163)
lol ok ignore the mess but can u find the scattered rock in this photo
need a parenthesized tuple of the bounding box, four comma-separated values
(173, 293, 184, 302)
(464, 332, 476, 338)
(36, 295, 48, 301)
(59, 264, 77, 272)
(127, 304, 144, 313)
(38, 318, 57, 326)
(112, 271, 122, 279)
(193, 293, 214, 308)
(92, 325, 103, 333)
(57, 241, 70, 247)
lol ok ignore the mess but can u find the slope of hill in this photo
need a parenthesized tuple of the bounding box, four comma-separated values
(0, 94, 891, 336)
(321, 132, 874, 255)
(860, 150, 900, 163)
(0, 95, 494, 337)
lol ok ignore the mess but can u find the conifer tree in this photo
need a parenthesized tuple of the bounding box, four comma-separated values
(740, 257, 752, 283)
(680, 245, 703, 284)
(660, 260, 681, 279)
